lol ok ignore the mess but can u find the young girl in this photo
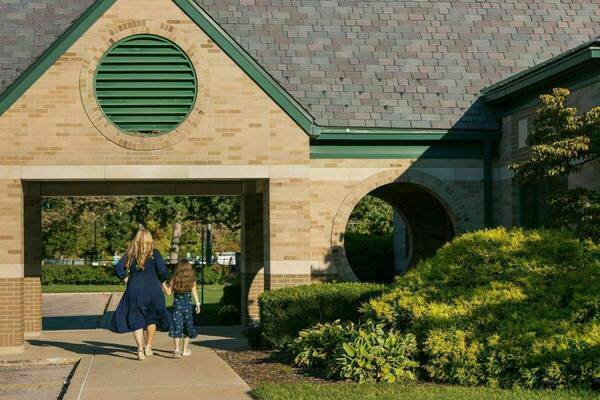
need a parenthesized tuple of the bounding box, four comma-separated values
(162, 259, 201, 358)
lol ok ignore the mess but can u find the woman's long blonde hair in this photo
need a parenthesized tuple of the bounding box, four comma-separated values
(125, 228, 154, 270)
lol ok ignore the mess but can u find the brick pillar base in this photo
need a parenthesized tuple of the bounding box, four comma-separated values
(241, 270, 264, 322)
(23, 277, 41, 336)
(0, 278, 24, 353)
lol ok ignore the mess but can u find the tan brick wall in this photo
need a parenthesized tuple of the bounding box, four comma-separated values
(23, 277, 41, 335)
(0, 278, 24, 350)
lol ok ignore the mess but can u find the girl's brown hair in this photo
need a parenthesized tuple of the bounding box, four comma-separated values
(171, 259, 196, 293)
(125, 228, 154, 271)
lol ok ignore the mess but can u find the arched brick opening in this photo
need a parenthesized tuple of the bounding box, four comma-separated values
(331, 169, 475, 281)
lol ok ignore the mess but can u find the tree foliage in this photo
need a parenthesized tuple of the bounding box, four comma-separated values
(347, 195, 394, 236)
(510, 88, 599, 182)
(42, 196, 240, 260)
(509, 88, 599, 241)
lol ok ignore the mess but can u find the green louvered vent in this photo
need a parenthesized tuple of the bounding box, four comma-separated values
(94, 34, 197, 135)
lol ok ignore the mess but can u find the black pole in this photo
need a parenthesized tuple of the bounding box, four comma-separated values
(200, 225, 205, 305)
(93, 218, 97, 262)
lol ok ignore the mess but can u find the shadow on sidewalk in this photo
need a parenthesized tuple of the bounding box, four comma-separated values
(27, 339, 173, 360)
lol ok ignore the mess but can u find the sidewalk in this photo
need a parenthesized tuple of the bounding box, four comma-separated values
(1, 327, 251, 400)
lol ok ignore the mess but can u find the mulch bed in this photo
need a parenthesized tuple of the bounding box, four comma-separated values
(217, 349, 333, 389)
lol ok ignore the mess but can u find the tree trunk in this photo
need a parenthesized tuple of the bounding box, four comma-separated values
(169, 214, 182, 265)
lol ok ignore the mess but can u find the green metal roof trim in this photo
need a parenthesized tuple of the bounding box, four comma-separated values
(0, 0, 499, 149)
(481, 37, 600, 103)
(0, 0, 116, 116)
(94, 34, 197, 135)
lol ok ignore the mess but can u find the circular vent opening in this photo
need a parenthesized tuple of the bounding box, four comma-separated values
(94, 34, 197, 136)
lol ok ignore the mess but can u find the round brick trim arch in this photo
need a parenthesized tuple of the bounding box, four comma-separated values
(79, 20, 210, 151)
(330, 168, 476, 281)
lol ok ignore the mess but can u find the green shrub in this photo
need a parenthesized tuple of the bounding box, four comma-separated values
(361, 228, 600, 389)
(345, 232, 395, 283)
(290, 320, 418, 383)
(290, 320, 354, 369)
(258, 282, 385, 349)
(198, 264, 228, 285)
(243, 321, 263, 349)
(220, 277, 241, 307)
(217, 304, 240, 325)
(42, 264, 121, 285)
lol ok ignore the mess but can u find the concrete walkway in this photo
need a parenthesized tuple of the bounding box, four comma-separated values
(1, 327, 251, 400)
(42, 293, 113, 331)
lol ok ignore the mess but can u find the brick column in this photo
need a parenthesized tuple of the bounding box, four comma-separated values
(23, 184, 42, 336)
(265, 178, 312, 290)
(0, 179, 24, 353)
(240, 184, 265, 322)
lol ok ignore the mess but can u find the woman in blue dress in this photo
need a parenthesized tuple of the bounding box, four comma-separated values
(109, 228, 170, 360)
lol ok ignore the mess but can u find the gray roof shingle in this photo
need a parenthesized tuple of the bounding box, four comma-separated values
(0, 0, 96, 94)
(1, 0, 598, 130)
(196, 0, 598, 130)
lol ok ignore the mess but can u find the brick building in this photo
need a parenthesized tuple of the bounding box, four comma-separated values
(0, 0, 598, 353)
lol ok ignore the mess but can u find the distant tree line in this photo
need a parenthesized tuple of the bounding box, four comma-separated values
(42, 196, 240, 262)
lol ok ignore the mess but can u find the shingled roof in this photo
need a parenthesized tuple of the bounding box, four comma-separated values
(0, 0, 96, 94)
(1, 0, 598, 131)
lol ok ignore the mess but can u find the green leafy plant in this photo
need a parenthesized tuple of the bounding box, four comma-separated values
(243, 320, 264, 349)
(335, 321, 418, 383)
(361, 228, 600, 389)
(258, 282, 386, 349)
(217, 304, 240, 325)
(290, 320, 418, 383)
(289, 320, 354, 369)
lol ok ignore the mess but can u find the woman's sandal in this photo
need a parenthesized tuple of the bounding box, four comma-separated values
(182, 349, 192, 357)
(144, 345, 153, 357)
(137, 350, 146, 361)
(173, 350, 181, 359)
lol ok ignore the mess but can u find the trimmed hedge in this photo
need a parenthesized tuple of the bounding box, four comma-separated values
(345, 232, 395, 283)
(42, 264, 120, 285)
(361, 228, 600, 389)
(259, 282, 386, 349)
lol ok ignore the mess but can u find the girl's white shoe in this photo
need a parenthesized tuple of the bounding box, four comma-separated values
(137, 350, 146, 361)
(173, 349, 181, 359)
(144, 345, 153, 357)
(182, 349, 192, 357)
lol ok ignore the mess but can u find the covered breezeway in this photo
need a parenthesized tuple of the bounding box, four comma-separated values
(21, 180, 268, 338)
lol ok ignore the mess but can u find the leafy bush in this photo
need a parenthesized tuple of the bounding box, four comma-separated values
(259, 282, 386, 349)
(345, 232, 395, 283)
(243, 321, 263, 349)
(290, 320, 418, 383)
(220, 277, 241, 307)
(42, 264, 121, 285)
(217, 305, 240, 325)
(290, 320, 354, 369)
(547, 188, 600, 242)
(361, 228, 600, 389)
(198, 264, 229, 285)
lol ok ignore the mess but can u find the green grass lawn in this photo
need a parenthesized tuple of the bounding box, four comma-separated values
(42, 283, 229, 325)
(252, 383, 600, 400)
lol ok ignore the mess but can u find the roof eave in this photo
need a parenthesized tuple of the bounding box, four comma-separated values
(481, 40, 600, 104)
